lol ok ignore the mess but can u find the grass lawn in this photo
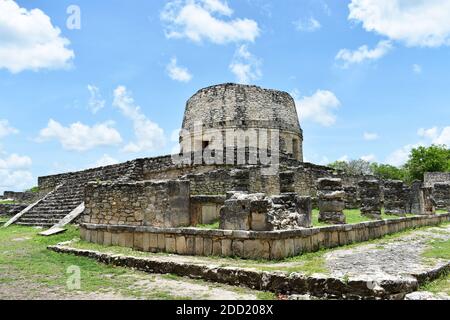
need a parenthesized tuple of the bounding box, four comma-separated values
(0, 223, 270, 300)
(420, 273, 450, 296)
(312, 209, 417, 227)
(0, 200, 16, 204)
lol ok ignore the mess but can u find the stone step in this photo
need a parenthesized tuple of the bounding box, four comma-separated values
(16, 222, 54, 227)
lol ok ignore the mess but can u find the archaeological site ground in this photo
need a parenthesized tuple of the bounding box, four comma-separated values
(1, 84, 449, 302)
(2, 1, 450, 312)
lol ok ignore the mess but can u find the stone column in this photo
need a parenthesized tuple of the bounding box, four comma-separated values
(433, 183, 450, 211)
(317, 178, 346, 224)
(422, 187, 436, 215)
(408, 181, 424, 215)
(344, 186, 359, 209)
(383, 180, 407, 217)
(358, 180, 382, 219)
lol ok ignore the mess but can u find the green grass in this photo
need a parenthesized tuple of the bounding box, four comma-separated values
(0, 224, 265, 300)
(0, 200, 16, 205)
(420, 272, 450, 296)
(422, 238, 450, 260)
(196, 220, 220, 230)
(312, 209, 418, 227)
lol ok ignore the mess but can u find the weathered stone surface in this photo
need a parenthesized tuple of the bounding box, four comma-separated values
(433, 183, 450, 210)
(344, 186, 359, 209)
(358, 180, 382, 219)
(220, 192, 312, 231)
(384, 180, 407, 217)
(318, 178, 346, 224)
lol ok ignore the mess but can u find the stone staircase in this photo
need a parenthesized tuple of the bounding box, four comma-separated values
(10, 160, 139, 228)
(15, 182, 85, 227)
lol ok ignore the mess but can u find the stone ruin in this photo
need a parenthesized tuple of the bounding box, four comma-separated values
(383, 180, 407, 217)
(2, 83, 449, 260)
(317, 178, 346, 224)
(358, 180, 382, 219)
(424, 172, 450, 211)
(344, 186, 359, 209)
(219, 191, 312, 231)
(433, 183, 450, 211)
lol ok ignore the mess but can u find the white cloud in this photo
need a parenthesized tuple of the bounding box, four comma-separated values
(202, 0, 233, 16)
(386, 126, 450, 167)
(0, 0, 74, 73)
(418, 126, 450, 146)
(293, 90, 341, 127)
(93, 154, 119, 168)
(229, 45, 262, 84)
(363, 132, 379, 141)
(413, 64, 423, 74)
(418, 127, 439, 140)
(0, 169, 34, 193)
(336, 40, 393, 67)
(0, 119, 18, 138)
(361, 154, 376, 162)
(338, 155, 349, 162)
(0, 154, 32, 170)
(167, 57, 193, 82)
(161, 0, 260, 44)
(37, 119, 122, 152)
(386, 143, 423, 167)
(0, 153, 33, 193)
(113, 86, 166, 153)
(348, 0, 450, 48)
(87, 85, 105, 114)
(294, 17, 321, 32)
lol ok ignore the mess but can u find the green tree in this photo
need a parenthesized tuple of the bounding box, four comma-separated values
(404, 144, 450, 181)
(370, 163, 407, 181)
(328, 159, 373, 175)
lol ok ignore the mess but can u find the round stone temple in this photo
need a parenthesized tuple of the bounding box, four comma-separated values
(180, 83, 303, 161)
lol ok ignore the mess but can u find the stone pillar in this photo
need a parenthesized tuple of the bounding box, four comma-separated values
(317, 178, 346, 224)
(433, 183, 450, 211)
(408, 181, 423, 215)
(344, 186, 359, 209)
(383, 180, 407, 217)
(422, 187, 436, 215)
(358, 180, 382, 219)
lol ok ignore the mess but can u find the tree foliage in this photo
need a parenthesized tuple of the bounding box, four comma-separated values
(370, 163, 407, 181)
(327, 145, 450, 182)
(328, 159, 372, 175)
(404, 144, 450, 181)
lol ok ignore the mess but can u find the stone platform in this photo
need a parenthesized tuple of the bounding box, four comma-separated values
(49, 223, 450, 300)
(79, 213, 449, 260)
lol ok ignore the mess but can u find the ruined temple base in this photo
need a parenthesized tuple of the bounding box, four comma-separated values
(318, 212, 346, 225)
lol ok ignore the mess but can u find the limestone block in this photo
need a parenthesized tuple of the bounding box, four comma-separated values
(176, 236, 187, 255)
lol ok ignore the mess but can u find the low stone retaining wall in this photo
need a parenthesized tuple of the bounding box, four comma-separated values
(80, 213, 450, 260)
(48, 244, 450, 299)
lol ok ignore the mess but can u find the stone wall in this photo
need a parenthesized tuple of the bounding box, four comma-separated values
(80, 213, 450, 260)
(2, 191, 38, 204)
(432, 183, 450, 210)
(219, 192, 312, 231)
(38, 159, 143, 194)
(189, 195, 225, 226)
(0, 204, 27, 215)
(81, 180, 190, 228)
(424, 172, 450, 187)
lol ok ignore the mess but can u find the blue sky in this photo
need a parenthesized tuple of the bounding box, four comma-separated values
(1, 0, 450, 192)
